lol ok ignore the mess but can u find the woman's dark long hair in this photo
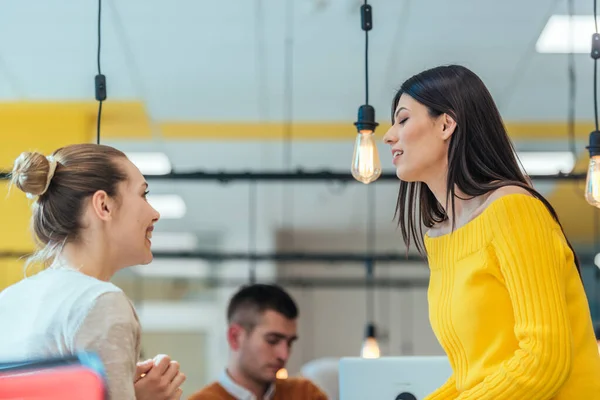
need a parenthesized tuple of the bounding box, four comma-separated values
(393, 65, 580, 274)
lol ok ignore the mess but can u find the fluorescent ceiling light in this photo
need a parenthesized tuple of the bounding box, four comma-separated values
(148, 232, 198, 252)
(147, 194, 187, 219)
(536, 15, 596, 53)
(126, 152, 172, 175)
(131, 259, 210, 278)
(517, 151, 575, 175)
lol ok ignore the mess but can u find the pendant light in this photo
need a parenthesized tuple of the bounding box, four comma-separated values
(351, 1, 382, 184)
(584, 4, 600, 206)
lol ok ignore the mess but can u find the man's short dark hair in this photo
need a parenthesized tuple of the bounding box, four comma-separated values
(227, 283, 298, 330)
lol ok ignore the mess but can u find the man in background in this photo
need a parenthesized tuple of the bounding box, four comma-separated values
(188, 283, 327, 400)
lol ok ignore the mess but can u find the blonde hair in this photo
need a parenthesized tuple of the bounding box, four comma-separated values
(10, 144, 128, 269)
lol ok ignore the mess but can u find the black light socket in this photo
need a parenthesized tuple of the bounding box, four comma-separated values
(365, 322, 377, 338)
(354, 105, 379, 133)
(587, 130, 600, 157)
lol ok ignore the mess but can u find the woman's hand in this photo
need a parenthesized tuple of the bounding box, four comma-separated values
(134, 354, 187, 400)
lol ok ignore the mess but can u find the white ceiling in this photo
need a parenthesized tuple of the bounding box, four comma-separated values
(0, 0, 596, 121)
(1, 0, 597, 249)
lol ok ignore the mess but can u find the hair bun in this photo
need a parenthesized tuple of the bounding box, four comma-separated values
(11, 151, 53, 196)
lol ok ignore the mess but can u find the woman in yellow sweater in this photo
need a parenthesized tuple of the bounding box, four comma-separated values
(382, 65, 600, 399)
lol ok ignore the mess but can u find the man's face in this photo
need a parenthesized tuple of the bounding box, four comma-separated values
(236, 310, 298, 384)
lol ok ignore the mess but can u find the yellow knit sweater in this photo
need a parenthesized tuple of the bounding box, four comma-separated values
(424, 194, 600, 399)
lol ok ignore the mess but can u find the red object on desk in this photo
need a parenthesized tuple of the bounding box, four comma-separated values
(0, 364, 106, 400)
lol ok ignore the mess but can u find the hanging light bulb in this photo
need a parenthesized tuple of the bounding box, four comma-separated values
(352, 105, 382, 184)
(360, 323, 380, 358)
(585, 130, 600, 207)
(276, 368, 289, 380)
(351, 3, 380, 184)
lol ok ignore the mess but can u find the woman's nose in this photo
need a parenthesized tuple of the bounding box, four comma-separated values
(383, 127, 397, 145)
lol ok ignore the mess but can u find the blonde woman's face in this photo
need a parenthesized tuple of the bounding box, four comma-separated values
(108, 159, 160, 268)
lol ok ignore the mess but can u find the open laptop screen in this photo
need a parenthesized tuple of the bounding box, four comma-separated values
(338, 356, 452, 400)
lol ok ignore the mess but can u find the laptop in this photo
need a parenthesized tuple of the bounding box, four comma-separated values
(0, 352, 107, 400)
(338, 356, 452, 400)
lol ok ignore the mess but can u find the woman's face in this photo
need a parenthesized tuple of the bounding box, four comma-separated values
(106, 158, 160, 268)
(382, 94, 455, 183)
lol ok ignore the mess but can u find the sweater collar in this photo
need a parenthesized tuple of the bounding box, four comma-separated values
(219, 370, 275, 400)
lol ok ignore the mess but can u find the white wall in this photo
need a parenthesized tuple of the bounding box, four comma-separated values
(276, 230, 445, 376)
(114, 226, 279, 394)
(115, 225, 444, 392)
(141, 331, 207, 396)
(284, 285, 445, 376)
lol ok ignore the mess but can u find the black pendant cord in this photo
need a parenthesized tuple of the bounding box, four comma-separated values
(594, 0, 599, 131)
(361, 0, 372, 106)
(363, 0, 369, 106)
(95, 0, 107, 144)
(567, 0, 577, 159)
(366, 185, 376, 324)
(248, 182, 258, 283)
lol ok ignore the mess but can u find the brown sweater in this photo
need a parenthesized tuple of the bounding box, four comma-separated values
(188, 378, 328, 400)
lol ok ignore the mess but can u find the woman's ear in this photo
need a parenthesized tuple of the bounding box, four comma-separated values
(440, 114, 457, 140)
(90, 190, 114, 221)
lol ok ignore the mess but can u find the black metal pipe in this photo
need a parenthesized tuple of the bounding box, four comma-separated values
(0, 250, 424, 263)
(199, 276, 430, 289)
(0, 170, 588, 183)
(148, 171, 586, 183)
(2, 250, 596, 265)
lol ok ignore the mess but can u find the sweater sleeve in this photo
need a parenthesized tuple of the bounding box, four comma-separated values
(73, 291, 141, 400)
(455, 195, 573, 399)
(424, 374, 459, 399)
(307, 380, 330, 400)
(187, 382, 237, 400)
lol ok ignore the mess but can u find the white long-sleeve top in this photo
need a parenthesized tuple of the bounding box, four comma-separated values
(0, 267, 141, 399)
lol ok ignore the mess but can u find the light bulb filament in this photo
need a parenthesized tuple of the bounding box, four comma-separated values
(361, 336, 380, 358)
(585, 155, 600, 208)
(351, 131, 382, 184)
(276, 368, 288, 379)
